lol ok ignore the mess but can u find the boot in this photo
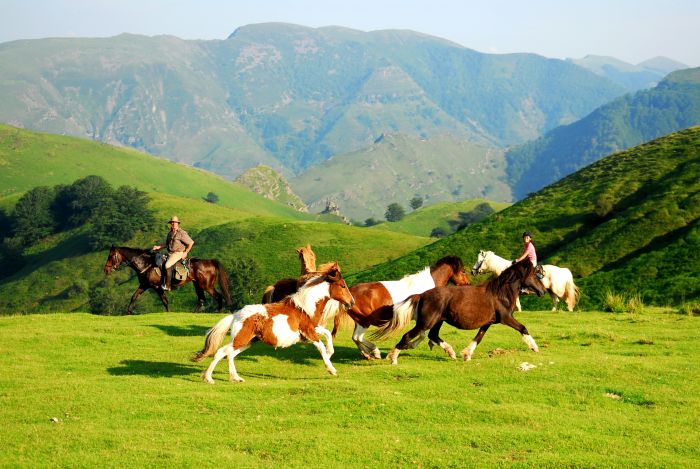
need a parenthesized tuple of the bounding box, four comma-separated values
(162, 265, 172, 291)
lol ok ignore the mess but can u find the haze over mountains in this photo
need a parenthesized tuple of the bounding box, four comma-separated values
(0, 22, 696, 219)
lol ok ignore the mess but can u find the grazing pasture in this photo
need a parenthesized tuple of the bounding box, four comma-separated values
(0, 309, 698, 467)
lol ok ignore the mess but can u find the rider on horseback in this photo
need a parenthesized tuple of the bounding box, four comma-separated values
(152, 215, 194, 291)
(513, 231, 537, 266)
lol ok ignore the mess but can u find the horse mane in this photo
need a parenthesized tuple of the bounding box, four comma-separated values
(431, 255, 464, 273)
(485, 260, 534, 303)
(296, 261, 339, 286)
(290, 273, 332, 317)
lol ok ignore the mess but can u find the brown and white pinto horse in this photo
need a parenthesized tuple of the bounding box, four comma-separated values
(332, 256, 470, 359)
(373, 259, 545, 365)
(192, 263, 355, 383)
(261, 244, 317, 303)
(103, 246, 231, 314)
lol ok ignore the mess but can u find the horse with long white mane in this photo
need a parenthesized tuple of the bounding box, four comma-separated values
(471, 250, 579, 311)
(192, 263, 355, 383)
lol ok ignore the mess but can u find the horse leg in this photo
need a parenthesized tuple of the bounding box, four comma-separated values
(202, 342, 249, 384)
(315, 326, 335, 357)
(500, 315, 539, 353)
(515, 296, 522, 312)
(351, 324, 380, 359)
(193, 283, 206, 313)
(127, 287, 145, 315)
(387, 325, 425, 366)
(550, 291, 559, 311)
(427, 322, 456, 359)
(461, 325, 491, 361)
(155, 288, 169, 312)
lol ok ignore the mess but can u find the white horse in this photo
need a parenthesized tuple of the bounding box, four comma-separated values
(471, 250, 579, 311)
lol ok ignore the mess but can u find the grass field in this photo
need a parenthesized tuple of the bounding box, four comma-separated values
(1, 308, 698, 467)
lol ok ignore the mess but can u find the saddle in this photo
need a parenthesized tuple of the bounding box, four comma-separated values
(154, 252, 190, 280)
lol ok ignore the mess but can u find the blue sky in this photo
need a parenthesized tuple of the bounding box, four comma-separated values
(3, 0, 699, 66)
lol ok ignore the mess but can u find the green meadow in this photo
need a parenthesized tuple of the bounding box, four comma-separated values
(1, 308, 698, 467)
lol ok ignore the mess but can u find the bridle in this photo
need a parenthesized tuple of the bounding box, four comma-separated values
(109, 250, 151, 274)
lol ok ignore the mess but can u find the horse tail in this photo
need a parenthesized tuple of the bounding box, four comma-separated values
(564, 278, 580, 311)
(214, 260, 232, 306)
(192, 314, 235, 362)
(262, 285, 275, 304)
(371, 294, 421, 341)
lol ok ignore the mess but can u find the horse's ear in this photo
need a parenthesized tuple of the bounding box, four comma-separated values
(306, 243, 312, 250)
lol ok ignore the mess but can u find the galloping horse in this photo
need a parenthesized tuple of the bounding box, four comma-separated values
(374, 259, 545, 365)
(471, 250, 579, 311)
(192, 263, 355, 383)
(332, 256, 471, 359)
(103, 246, 232, 314)
(261, 244, 317, 303)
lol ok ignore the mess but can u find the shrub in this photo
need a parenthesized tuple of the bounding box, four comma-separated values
(679, 302, 700, 316)
(603, 289, 645, 314)
(88, 282, 125, 315)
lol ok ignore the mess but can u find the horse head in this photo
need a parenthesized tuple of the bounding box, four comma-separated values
(434, 255, 470, 286)
(325, 264, 355, 309)
(471, 250, 490, 275)
(514, 260, 546, 297)
(104, 245, 122, 275)
(296, 243, 317, 275)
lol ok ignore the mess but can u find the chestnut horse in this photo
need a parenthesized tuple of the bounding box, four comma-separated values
(103, 246, 232, 314)
(374, 259, 545, 365)
(192, 263, 355, 383)
(332, 255, 470, 359)
(261, 244, 317, 303)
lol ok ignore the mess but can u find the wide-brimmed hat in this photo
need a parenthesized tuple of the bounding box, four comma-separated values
(168, 216, 181, 224)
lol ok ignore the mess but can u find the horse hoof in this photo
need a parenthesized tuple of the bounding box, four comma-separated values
(203, 376, 215, 384)
(372, 350, 382, 359)
(230, 376, 245, 383)
(327, 368, 337, 376)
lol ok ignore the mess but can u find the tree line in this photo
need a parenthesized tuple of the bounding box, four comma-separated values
(0, 175, 154, 272)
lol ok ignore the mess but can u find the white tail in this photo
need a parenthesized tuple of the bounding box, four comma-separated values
(371, 295, 420, 341)
(564, 280, 580, 311)
(192, 314, 235, 362)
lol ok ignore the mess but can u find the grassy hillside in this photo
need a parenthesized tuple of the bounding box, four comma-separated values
(291, 133, 511, 221)
(1, 309, 698, 466)
(0, 124, 308, 220)
(370, 199, 511, 237)
(0, 127, 431, 314)
(507, 67, 700, 199)
(350, 127, 700, 309)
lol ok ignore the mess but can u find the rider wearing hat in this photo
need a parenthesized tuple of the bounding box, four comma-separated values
(513, 231, 537, 267)
(152, 215, 194, 291)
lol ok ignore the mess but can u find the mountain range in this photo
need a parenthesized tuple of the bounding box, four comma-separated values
(0, 23, 697, 221)
(0, 23, 625, 176)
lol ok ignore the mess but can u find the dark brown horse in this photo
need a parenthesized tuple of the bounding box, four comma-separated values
(332, 256, 471, 359)
(373, 259, 545, 365)
(261, 244, 317, 303)
(103, 246, 232, 314)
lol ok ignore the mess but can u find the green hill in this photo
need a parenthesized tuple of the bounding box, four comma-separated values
(291, 133, 511, 221)
(507, 67, 700, 199)
(0, 124, 308, 220)
(0, 127, 430, 314)
(370, 199, 511, 237)
(350, 127, 700, 309)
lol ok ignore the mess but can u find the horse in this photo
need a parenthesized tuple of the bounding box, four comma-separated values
(373, 259, 546, 365)
(471, 250, 580, 311)
(331, 255, 471, 360)
(261, 244, 317, 303)
(192, 263, 355, 383)
(103, 246, 232, 314)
